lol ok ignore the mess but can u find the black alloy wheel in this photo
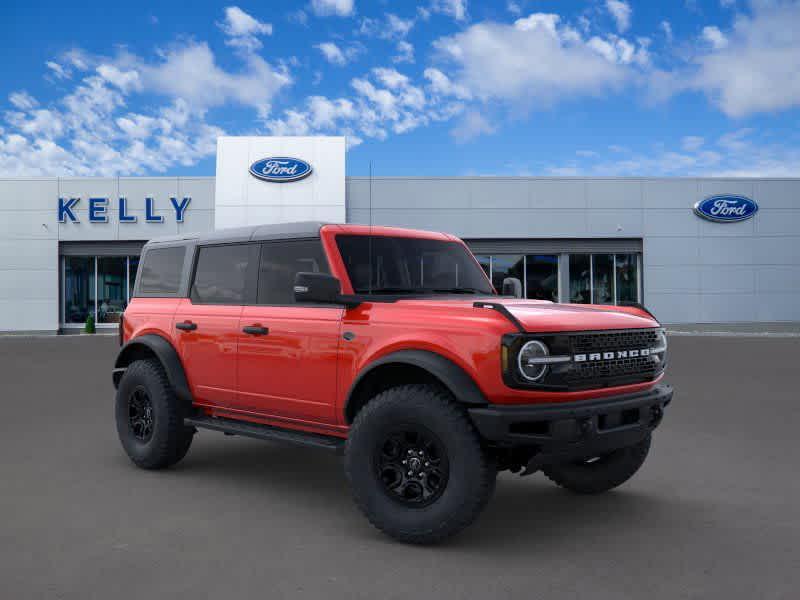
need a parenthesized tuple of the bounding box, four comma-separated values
(375, 426, 450, 507)
(128, 386, 154, 442)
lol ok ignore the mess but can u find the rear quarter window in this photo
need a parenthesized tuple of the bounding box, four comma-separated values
(137, 246, 187, 296)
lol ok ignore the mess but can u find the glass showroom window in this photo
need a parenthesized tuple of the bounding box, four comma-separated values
(592, 254, 615, 304)
(525, 255, 559, 301)
(490, 255, 524, 294)
(62, 255, 141, 327)
(615, 254, 638, 303)
(97, 257, 126, 323)
(569, 254, 591, 303)
(568, 253, 641, 305)
(64, 256, 95, 324)
(477, 255, 559, 299)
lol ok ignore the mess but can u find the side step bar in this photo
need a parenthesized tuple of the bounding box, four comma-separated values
(185, 415, 345, 454)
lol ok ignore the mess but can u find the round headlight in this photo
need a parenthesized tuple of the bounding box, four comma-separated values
(518, 340, 550, 382)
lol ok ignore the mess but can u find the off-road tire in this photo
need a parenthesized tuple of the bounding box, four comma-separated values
(543, 434, 651, 494)
(115, 358, 194, 470)
(345, 384, 496, 544)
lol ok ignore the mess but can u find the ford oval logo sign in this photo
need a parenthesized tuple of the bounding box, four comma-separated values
(249, 157, 312, 183)
(693, 195, 758, 223)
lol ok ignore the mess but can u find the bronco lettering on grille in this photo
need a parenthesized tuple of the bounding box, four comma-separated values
(574, 348, 652, 362)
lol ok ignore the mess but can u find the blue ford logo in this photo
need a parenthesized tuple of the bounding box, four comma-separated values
(693, 195, 758, 223)
(249, 157, 313, 182)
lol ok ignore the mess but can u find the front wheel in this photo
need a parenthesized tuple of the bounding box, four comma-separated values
(542, 434, 652, 494)
(115, 358, 194, 470)
(345, 384, 496, 545)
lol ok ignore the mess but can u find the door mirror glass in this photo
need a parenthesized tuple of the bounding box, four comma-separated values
(294, 272, 341, 304)
(502, 277, 523, 298)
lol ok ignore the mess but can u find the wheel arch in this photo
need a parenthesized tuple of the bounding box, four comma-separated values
(113, 334, 193, 407)
(344, 349, 488, 424)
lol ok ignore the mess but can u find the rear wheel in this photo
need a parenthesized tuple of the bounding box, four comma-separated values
(115, 358, 194, 470)
(345, 384, 496, 544)
(542, 434, 651, 494)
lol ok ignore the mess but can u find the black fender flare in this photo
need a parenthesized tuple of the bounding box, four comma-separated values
(344, 349, 488, 423)
(113, 334, 193, 406)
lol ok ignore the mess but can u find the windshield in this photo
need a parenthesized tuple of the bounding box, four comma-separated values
(336, 235, 495, 295)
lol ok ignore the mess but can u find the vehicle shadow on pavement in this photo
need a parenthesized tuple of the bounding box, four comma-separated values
(132, 435, 706, 551)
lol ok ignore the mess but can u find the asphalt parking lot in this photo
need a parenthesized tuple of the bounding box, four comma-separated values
(1, 334, 799, 599)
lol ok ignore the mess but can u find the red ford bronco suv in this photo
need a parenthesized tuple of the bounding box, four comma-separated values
(113, 222, 672, 544)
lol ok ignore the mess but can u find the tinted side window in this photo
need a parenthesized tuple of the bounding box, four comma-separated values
(138, 246, 186, 295)
(257, 240, 329, 305)
(190, 244, 253, 305)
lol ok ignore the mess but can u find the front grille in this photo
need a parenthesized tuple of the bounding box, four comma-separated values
(571, 329, 660, 354)
(566, 355, 659, 383)
(565, 329, 662, 388)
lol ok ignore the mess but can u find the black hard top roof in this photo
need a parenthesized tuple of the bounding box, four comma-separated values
(145, 221, 330, 247)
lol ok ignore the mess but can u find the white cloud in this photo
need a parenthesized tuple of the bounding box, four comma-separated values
(315, 42, 347, 66)
(0, 26, 289, 175)
(546, 128, 800, 177)
(310, 0, 354, 17)
(507, 1, 522, 16)
(606, 0, 632, 33)
(6, 108, 65, 139)
(9, 91, 38, 111)
(96, 64, 142, 93)
(140, 42, 290, 116)
(691, 1, 800, 116)
(701, 25, 728, 49)
(660, 20, 673, 42)
(386, 14, 414, 38)
(587, 34, 649, 66)
(314, 42, 363, 66)
(218, 6, 272, 51)
(423, 67, 472, 100)
(430, 0, 468, 21)
(45, 61, 71, 80)
(681, 135, 705, 152)
(359, 13, 415, 40)
(393, 41, 415, 63)
(266, 66, 462, 144)
(451, 110, 496, 142)
(288, 10, 308, 25)
(432, 13, 640, 107)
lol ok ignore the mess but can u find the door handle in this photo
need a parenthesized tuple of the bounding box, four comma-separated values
(242, 325, 269, 336)
(176, 321, 197, 331)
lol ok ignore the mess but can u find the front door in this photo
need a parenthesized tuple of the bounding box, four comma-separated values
(172, 243, 258, 408)
(235, 240, 342, 425)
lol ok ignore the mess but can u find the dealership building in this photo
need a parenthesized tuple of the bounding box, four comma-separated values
(1, 135, 798, 334)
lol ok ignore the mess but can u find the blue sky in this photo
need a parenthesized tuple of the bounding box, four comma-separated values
(1, 0, 798, 177)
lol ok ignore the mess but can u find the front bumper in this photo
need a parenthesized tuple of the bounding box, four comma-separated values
(468, 384, 673, 465)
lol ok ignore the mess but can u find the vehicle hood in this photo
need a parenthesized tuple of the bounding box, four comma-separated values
(399, 296, 659, 332)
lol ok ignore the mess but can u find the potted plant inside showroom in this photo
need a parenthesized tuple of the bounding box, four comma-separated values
(84, 314, 96, 334)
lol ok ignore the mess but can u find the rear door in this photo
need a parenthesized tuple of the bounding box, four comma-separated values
(235, 239, 343, 424)
(173, 243, 259, 408)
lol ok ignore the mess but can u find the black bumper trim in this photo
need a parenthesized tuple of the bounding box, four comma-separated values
(468, 384, 673, 455)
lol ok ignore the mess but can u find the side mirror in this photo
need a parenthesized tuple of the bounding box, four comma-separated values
(502, 277, 523, 298)
(294, 272, 341, 304)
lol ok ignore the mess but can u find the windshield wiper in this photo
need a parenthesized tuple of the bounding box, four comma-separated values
(357, 287, 421, 295)
(429, 287, 487, 294)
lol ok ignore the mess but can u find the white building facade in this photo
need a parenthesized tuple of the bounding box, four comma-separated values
(0, 135, 798, 333)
